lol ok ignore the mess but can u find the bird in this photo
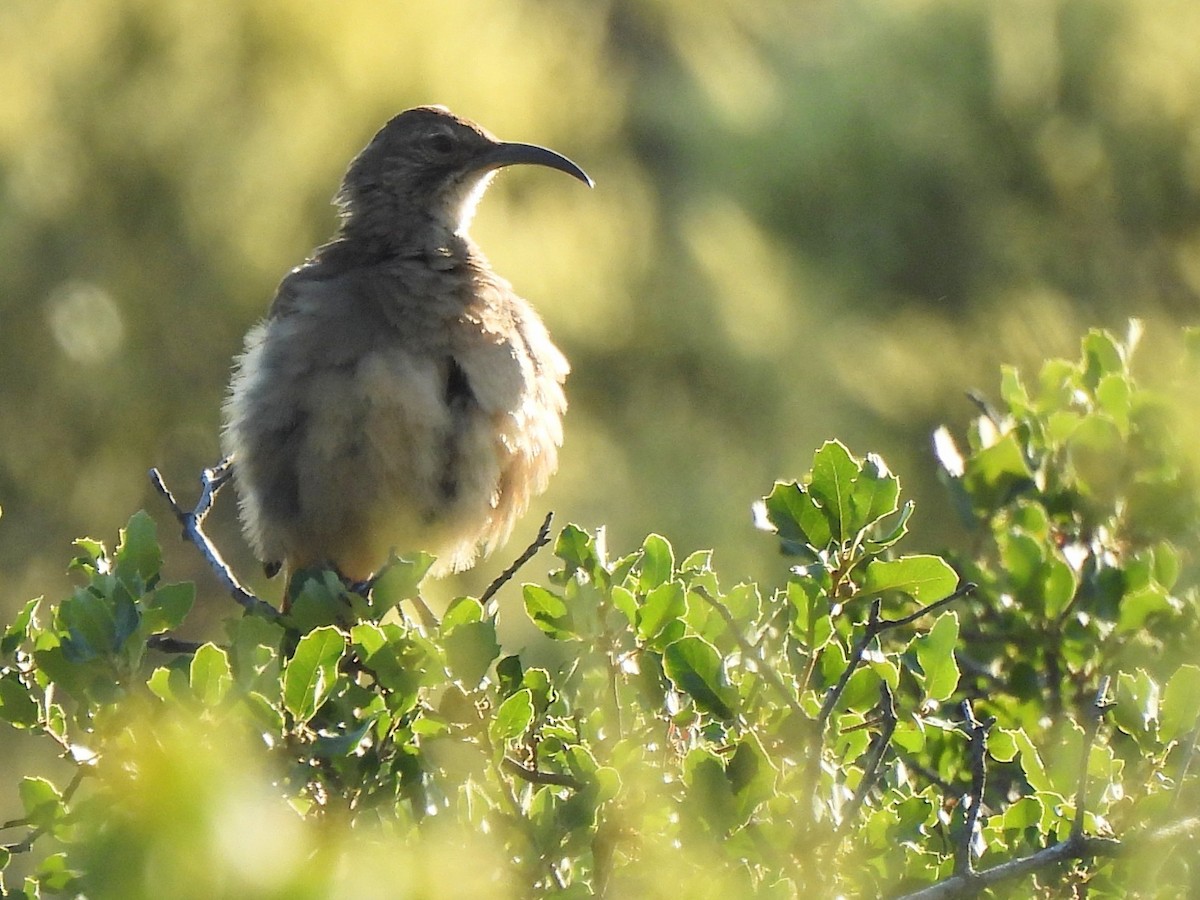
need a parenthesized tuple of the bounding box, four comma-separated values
(220, 105, 591, 599)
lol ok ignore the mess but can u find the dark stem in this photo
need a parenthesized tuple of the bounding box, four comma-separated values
(838, 682, 898, 833)
(807, 583, 977, 816)
(1073, 676, 1112, 840)
(957, 700, 993, 879)
(481, 511, 554, 613)
(147, 635, 204, 654)
(501, 757, 585, 791)
(149, 462, 281, 623)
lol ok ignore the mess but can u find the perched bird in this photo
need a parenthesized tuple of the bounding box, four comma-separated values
(221, 106, 591, 593)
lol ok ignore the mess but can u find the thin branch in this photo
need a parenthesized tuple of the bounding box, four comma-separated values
(957, 701, 993, 878)
(149, 462, 281, 623)
(408, 595, 440, 634)
(146, 635, 204, 654)
(481, 511, 555, 614)
(818, 600, 884, 731)
(1073, 676, 1112, 840)
(501, 757, 585, 791)
(805, 584, 977, 815)
(880, 582, 977, 630)
(895, 820, 1200, 900)
(838, 682, 898, 832)
(694, 585, 806, 721)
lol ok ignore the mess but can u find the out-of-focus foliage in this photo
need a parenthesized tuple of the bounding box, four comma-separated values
(4, 0, 1200, 614)
(1, 327, 1198, 896)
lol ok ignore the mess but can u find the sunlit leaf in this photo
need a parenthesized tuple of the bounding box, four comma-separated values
(490, 689, 534, 743)
(1160, 665, 1200, 744)
(862, 555, 958, 605)
(663, 636, 737, 721)
(190, 643, 232, 707)
(282, 626, 346, 724)
(913, 612, 960, 702)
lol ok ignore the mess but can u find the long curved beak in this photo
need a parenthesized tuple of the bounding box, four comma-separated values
(476, 141, 594, 188)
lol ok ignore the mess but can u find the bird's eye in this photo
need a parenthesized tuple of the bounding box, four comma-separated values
(428, 133, 455, 155)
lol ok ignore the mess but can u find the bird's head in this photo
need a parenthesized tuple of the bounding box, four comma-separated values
(336, 105, 592, 241)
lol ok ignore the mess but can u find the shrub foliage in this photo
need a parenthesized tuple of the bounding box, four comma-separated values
(1, 325, 1198, 898)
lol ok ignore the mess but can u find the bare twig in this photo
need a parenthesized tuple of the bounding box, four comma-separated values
(149, 462, 281, 623)
(838, 682, 898, 832)
(894, 820, 1200, 900)
(957, 700, 994, 878)
(481, 511, 555, 614)
(146, 635, 204, 654)
(1073, 676, 1112, 840)
(407, 595, 440, 633)
(880, 582, 977, 630)
(806, 583, 977, 815)
(502, 757, 585, 791)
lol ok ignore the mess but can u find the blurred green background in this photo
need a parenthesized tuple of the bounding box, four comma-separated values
(2, 0, 1199, 619)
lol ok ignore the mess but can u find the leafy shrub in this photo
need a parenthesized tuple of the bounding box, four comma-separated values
(1, 325, 1197, 897)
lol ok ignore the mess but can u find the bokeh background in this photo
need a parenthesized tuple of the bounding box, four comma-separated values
(2, 0, 1200, 622)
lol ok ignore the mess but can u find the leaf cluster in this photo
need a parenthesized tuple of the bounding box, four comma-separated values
(1, 326, 1199, 897)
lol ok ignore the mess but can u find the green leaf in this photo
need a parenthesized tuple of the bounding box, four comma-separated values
(59, 588, 118, 660)
(1081, 328, 1125, 387)
(310, 718, 374, 758)
(611, 586, 638, 627)
(286, 570, 348, 632)
(762, 481, 832, 552)
(848, 452, 900, 533)
(1, 597, 39, 655)
(114, 510, 162, 584)
(1001, 796, 1043, 830)
(808, 440, 860, 542)
(727, 732, 776, 822)
(226, 615, 284, 688)
(19, 777, 62, 829)
(524, 584, 575, 640)
(0, 671, 39, 727)
(350, 622, 422, 714)
(282, 626, 346, 724)
(147, 666, 178, 702)
(442, 620, 500, 689)
(998, 530, 1041, 593)
(1113, 670, 1160, 741)
(639, 534, 675, 591)
(840, 667, 883, 713)
(914, 611, 960, 702)
(189, 643, 232, 706)
(1160, 665, 1200, 743)
(1095, 372, 1132, 433)
(865, 500, 914, 553)
(368, 552, 435, 612)
(1011, 728, 1054, 795)
(555, 523, 602, 576)
(490, 688, 535, 743)
(442, 596, 484, 629)
(663, 636, 737, 721)
(1117, 583, 1174, 634)
(1042, 556, 1077, 619)
(862, 555, 958, 605)
(141, 582, 195, 634)
(521, 667, 553, 716)
(638, 581, 686, 642)
(962, 433, 1034, 508)
(989, 728, 1019, 762)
